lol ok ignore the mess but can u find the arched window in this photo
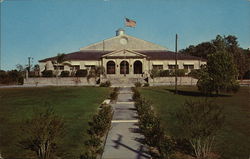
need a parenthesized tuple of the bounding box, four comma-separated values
(133, 60, 142, 74)
(107, 61, 116, 74)
(120, 61, 129, 74)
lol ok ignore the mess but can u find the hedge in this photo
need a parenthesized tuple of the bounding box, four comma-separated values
(42, 70, 53, 77)
(60, 71, 70, 77)
(76, 69, 88, 77)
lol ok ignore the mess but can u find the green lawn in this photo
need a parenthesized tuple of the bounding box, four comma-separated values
(138, 86, 250, 159)
(0, 86, 111, 159)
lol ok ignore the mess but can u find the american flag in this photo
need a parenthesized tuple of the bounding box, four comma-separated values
(125, 18, 136, 27)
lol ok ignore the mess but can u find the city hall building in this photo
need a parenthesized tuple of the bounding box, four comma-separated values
(39, 29, 206, 79)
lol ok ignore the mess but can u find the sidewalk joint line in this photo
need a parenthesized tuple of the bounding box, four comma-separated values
(111, 120, 138, 123)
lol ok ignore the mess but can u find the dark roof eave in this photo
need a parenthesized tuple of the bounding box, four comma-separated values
(39, 50, 206, 62)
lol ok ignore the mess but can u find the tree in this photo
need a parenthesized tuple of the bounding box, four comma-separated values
(150, 68, 159, 79)
(87, 66, 105, 82)
(181, 35, 249, 80)
(180, 42, 216, 59)
(19, 106, 65, 159)
(33, 64, 40, 77)
(53, 53, 66, 77)
(197, 50, 239, 95)
(175, 100, 224, 159)
(224, 35, 248, 80)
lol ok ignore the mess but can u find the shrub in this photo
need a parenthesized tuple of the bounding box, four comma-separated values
(99, 81, 111, 87)
(150, 68, 160, 79)
(171, 69, 187, 76)
(132, 88, 141, 101)
(60, 71, 70, 77)
(243, 70, 250, 79)
(75, 69, 88, 77)
(83, 105, 113, 158)
(110, 88, 118, 101)
(42, 70, 53, 77)
(175, 99, 224, 159)
(227, 81, 240, 93)
(17, 76, 24, 85)
(134, 95, 174, 158)
(188, 69, 200, 79)
(134, 81, 142, 87)
(159, 70, 170, 77)
(143, 83, 149, 87)
(19, 106, 65, 159)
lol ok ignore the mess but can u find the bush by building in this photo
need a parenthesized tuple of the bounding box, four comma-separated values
(134, 81, 142, 87)
(159, 70, 170, 77)
(171, 69, 187, 76)
(42, 70, 53, 77)
(100, 81, 111, 87)
(75, 69, 88, 77)
(60, 71, 70, 77)
(143, 83, 149, 87)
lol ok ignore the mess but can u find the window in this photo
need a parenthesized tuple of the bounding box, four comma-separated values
(107, 61, 116, 74)
(70, 65, 80, 71)
(54, 66, 64, 70)
(153, 65, 163, 70)
(168, 65, 178, 69)
(184, 65, 194, 70)
(85, 65, 96, 70)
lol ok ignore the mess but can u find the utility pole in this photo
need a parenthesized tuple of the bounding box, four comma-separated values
(175, 34, 178, 94)
(28, 57, 33, 72)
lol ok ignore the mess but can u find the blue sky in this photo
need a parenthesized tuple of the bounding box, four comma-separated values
(1, 0, 250, 70)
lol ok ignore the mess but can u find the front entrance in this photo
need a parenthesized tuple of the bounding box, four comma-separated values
(133, 60, 142, 74)
(120, 61, 129, 75)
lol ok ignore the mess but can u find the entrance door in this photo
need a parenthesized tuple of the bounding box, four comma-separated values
(120, 61, 129, 75)
(107, 61, 116, 74)
(133, 60, 142, 74)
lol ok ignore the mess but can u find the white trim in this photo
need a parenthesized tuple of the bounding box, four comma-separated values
(84, 62, 97, 65)
(168, 62, 176, 65)
(183, 63, 194, 65)
(102, 49, 146, 57)
(152, 61, 163, 65)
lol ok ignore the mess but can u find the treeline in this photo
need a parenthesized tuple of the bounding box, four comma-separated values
(0, 70, 24, 85)
(0, 64, 39, 85)
(180, 35, 250, 79)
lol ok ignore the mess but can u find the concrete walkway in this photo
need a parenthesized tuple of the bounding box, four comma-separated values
(102, 87, 150, 159)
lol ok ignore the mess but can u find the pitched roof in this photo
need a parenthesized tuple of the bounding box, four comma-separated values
(39, 51, 111, 62)
(39, 50, 205, 62)
(137, 50, 205, 61)
(79, 34, 168, 51)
